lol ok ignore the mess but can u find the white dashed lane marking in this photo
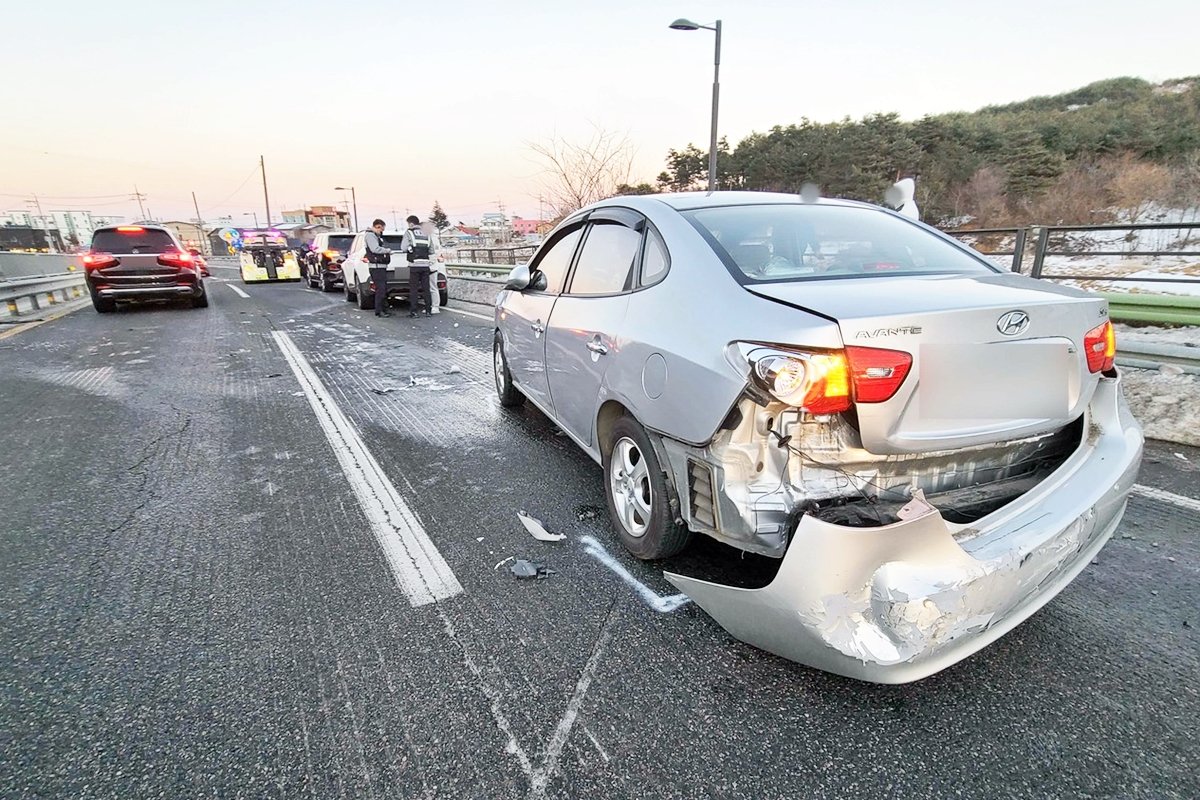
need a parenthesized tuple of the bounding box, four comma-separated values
(227, 284, 250, 299)
(443, 306, 492, 322)
(1132, 484, 1200, 514)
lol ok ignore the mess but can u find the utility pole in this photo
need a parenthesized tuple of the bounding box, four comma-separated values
(390, 207, 399, 229)
(260, 155, 271, 228)
(191, 191, 208, 255)
(27, 194, 56, 253)
(131, 185, 148, 220)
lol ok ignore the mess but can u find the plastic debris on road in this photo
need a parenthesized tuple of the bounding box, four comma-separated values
(446, 365, 463, 374)
(509, 559, 556, 579)
(519, 510, 565, 542)
(371, 387, 397, 395)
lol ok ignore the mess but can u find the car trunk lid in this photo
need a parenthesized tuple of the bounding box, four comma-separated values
(746, 273, 1109, 454)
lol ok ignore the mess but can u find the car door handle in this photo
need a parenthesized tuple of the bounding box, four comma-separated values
(531, 321, 545, 334)
(586, 340, 608, 356)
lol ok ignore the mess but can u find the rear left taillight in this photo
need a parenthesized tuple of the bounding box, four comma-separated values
(846, 346, 913, 403)
(1084, 321, 1116, 373)
(81, 252, 118, 271)
(750, 350, 852, 415)
(157, 251, 195, 269)
(324, 249, 340, 259)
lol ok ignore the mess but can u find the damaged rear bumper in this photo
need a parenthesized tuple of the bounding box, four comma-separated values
(664, 376, 1143, 683)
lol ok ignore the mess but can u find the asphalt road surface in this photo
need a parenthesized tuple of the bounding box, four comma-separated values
(2, 265, 1197, 799)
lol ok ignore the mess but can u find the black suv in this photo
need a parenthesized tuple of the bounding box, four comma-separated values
(304, 231, 355, 291)
(82, 225, 207, 313)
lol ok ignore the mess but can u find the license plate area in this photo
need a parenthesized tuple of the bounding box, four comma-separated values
(919, 341, 1072, 419)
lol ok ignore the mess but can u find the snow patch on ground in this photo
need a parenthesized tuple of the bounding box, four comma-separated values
(1117, 324, 1200, 446)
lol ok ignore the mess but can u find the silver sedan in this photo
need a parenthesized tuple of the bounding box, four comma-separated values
(493, 192, 1143, 683)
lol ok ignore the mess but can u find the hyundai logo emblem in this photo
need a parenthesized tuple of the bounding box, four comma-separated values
(997, 310, 1030, 336)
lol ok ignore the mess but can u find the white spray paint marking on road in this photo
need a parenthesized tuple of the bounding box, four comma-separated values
(528, 616, 614, 799)
(1133, 484, 1200, 514)
(227, 283, 250, 299)
(272, 330, 463, 606)
(578, 535, 691, 612)
(443, 306, 492, 322)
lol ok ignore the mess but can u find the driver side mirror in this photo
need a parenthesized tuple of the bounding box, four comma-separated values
(505, 264, 532, 291)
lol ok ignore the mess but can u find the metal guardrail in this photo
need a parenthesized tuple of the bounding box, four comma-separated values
(0, 253, 87, 320)
(1116, 340, 1200, 375)
(1101, 292, 1200, 326)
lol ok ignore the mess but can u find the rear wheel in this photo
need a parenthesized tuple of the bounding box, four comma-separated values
(191, 287, 209, 308)
(603, 416, 691, 560)
(493, 332, 524, 408)
(358, 283, 374, 310)
(439, 288, 449, 307)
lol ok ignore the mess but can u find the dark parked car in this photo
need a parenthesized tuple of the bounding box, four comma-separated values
(82, 225, 207, 312)
(304, 231, 354, 291)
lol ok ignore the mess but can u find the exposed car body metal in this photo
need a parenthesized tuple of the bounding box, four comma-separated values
(494, 191, 1143, 682)
(666, 377, 1141, 683)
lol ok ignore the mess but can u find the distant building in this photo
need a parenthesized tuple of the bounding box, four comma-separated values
(281, 205, 351, 229)
(162, 221, 208, 253)
(0, 225, 63, 252)
(479, 212, 511, 244)
(511, 216, 551, 237)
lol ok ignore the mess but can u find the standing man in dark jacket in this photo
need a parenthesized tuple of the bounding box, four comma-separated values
(402, 215, 434, 317)
(365, 219, 392, 317)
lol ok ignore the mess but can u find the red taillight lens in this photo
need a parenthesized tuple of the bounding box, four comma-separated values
(157, 250, 195, 269)
(323, 249, 340, 259)
(1083, 321, 1116, 373)
(81, 252, 118, 271)
(845, 346, 913, 403)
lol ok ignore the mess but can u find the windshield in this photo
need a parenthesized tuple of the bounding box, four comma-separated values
(682, 204, 996, 283)
(91, 228, 175, 254)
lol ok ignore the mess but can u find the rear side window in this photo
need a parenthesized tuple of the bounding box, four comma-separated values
(570, 221, 642, 295)
(640, 228, 669, 287)
(328, 235, 354, 251)
(91, 228, 175, 254)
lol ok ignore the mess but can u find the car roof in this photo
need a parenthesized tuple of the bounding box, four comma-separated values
(590, 191, 876, 213)
(92, 223, 172, 233)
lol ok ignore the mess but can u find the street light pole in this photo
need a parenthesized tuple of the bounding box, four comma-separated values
(669, 18, 723, 192)
(335, 186, 358, 230)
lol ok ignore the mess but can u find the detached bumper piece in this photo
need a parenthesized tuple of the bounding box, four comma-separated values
(665, 377, 1143, 683)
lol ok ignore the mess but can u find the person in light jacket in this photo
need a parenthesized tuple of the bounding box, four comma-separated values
(364, 219, 393, 317)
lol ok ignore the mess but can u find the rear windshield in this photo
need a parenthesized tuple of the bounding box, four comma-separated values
(682, 204, 996, 283)
(383, 235, 406, 248)
(91, 228, 175, 254)
(328, 235, 354, 251)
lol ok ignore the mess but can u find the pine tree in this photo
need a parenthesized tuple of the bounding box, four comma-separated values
(429, 201, 449, 231)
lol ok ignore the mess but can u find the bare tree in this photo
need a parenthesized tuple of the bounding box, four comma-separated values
(528, 127, 636, 218)
(1104, 153, 1172, 223)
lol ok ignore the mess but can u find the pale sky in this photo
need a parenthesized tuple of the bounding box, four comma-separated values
(2, 0, 1196, 226)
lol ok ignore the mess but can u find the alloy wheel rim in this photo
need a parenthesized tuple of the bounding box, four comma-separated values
(610, 437, 652, 537)
(494, 345, 506, 395)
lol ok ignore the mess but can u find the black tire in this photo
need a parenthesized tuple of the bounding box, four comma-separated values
(358, 283, 375, 310)
(602, 416, 692, 560)
(439, 288, 449, 307)
(493, 331, 524, 408)
(191, 288, 209, 308)
(91, 293, 115, 313)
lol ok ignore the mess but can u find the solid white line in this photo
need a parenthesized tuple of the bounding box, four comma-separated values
(443, 306, 493, 322)
(272, 330, 463, 606)
(528, 621, 613, 798)
(579, 535, 691, 612)
(227, 283, 250, 299)
(1132, 484, 1200, 514)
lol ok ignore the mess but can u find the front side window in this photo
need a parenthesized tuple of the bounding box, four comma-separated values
(529, 224, 584, 294)
(683, 204, 997, 284)
(569, 221, 643, 295)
